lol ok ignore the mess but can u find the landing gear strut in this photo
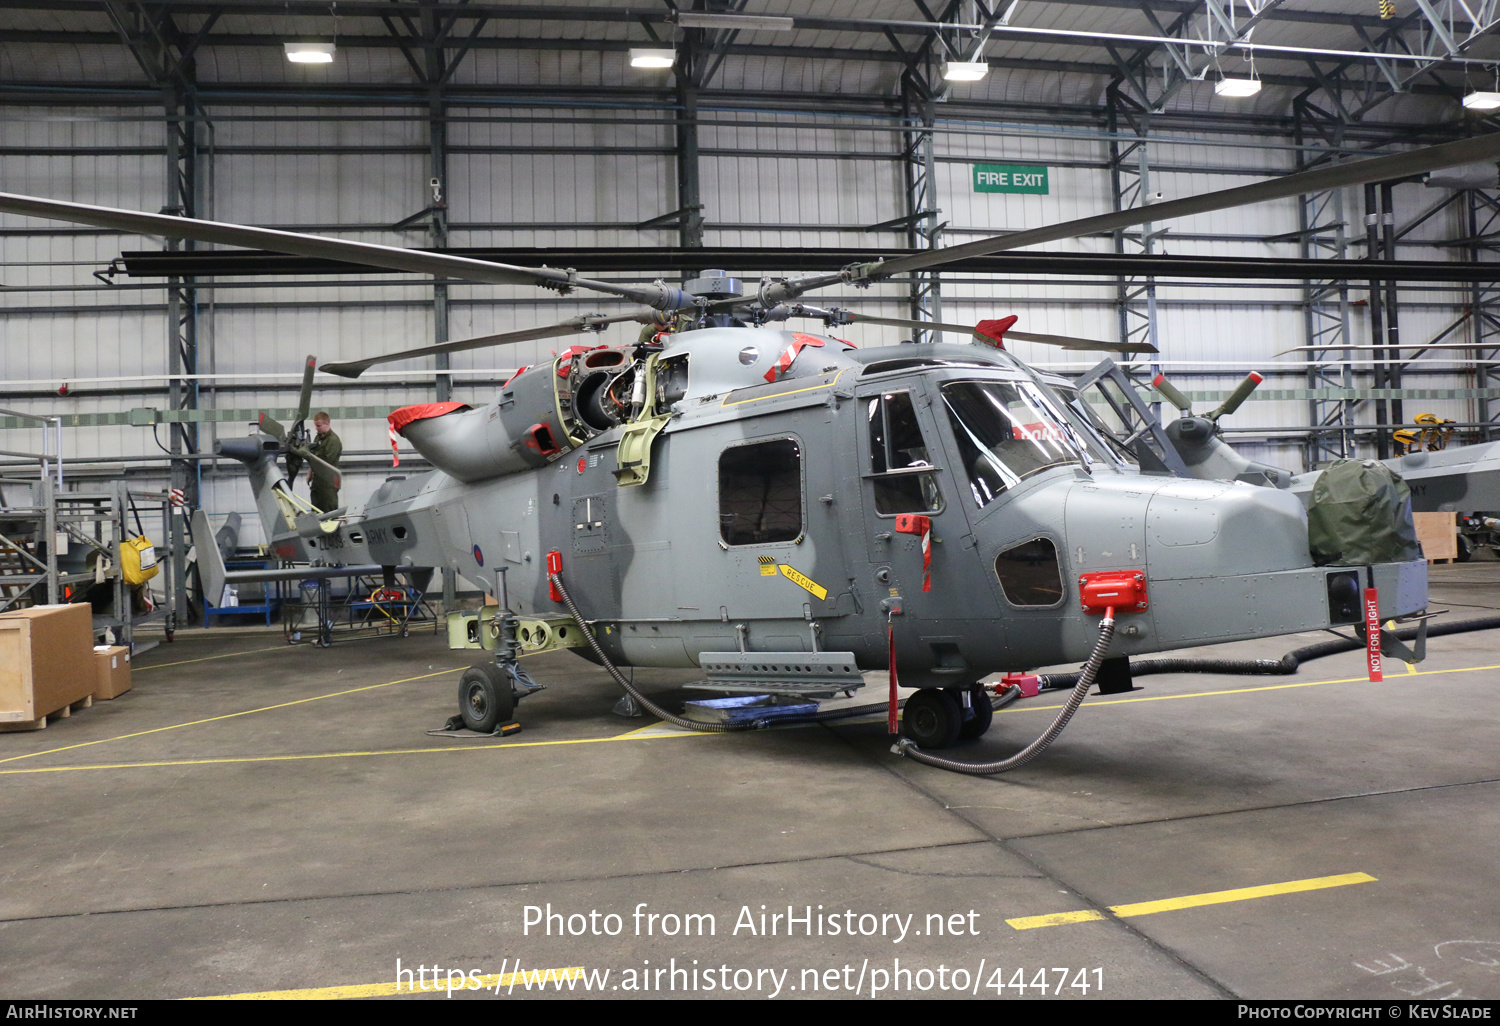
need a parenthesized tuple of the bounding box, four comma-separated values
(955, 683, 993, 740)
(454, 567, 537, 735)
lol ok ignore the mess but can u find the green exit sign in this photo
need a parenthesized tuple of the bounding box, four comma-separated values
(974, 164, 1049, 194)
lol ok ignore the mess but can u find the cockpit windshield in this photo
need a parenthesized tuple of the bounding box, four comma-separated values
(941, 379, 1095, 508)
(1050, 384, 1140, 469)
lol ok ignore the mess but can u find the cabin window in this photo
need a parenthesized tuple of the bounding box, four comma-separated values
(941, 380, 1090, 508)
(865, 392, 942, 515)
(995, 538, 1064, 606)
(719, 438, 803, 546)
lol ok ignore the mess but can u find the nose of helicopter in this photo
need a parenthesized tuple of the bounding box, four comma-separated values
(1142, 478, 1313, 578)
(1064, 476, 1312, 582)
(1054, 474, 1338, 656)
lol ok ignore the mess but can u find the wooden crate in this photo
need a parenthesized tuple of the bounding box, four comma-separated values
(1414, 511, 1458, 564)
(0, 604, 97, 730)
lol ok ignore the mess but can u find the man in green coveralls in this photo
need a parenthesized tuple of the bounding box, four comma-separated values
(306, 411, 342, 512)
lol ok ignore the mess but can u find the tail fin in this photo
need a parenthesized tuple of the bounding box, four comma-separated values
(191, 508, 227, 607)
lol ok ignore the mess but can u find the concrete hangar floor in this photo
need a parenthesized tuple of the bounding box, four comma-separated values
(2, 564, 1498, 1002)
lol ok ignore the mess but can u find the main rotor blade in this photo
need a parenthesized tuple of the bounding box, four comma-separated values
(876, 133, 1500, 278)
(1274, 341, 1494, 356)
(296, 355, 317, 424)
(838, 312, 1158, 353)
(0, 192, 696, 311)
(319, 312, 655, 379)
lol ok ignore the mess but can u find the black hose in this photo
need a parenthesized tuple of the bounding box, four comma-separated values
(892, 613, 1118, 775)
(551, 571, 753, 732)
(1035, 615, 1500, 689)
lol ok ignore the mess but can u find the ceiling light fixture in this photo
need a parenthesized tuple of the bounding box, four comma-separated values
(942, 61, 990, 82)
(1464, 90, 1500, 110)
(1214, 76, 1262, 97)
(674, 12, 793, 31)
(629, 48, 676, 69)
(285, 42, 336, 64)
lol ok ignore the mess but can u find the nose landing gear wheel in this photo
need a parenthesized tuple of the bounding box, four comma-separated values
(458, 663, 516, 734)
(902, 688, 962, 749)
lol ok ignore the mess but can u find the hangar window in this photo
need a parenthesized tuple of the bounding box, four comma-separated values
(719, 438, 803, 546)
(865, 392, 942, 515)
(994, 538, 1064, 607)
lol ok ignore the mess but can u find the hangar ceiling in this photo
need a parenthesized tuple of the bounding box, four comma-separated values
(0, 1, 1498, 137)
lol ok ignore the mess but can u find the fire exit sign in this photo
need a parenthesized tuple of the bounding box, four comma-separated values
(973, 164, 1049, 194)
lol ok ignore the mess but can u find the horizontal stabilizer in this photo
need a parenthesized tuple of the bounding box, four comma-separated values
(223, 564, 389, 584)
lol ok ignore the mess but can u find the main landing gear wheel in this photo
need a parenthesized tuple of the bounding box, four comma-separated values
(902, 689, 962, 750)
(955, 683, 993, 740)
(458, 663, 516, 734)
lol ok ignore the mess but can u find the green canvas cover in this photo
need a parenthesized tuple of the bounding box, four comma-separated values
(1307, 458, 1422, 567)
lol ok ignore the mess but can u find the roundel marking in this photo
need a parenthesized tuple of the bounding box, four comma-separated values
(473, 545, 484, 567)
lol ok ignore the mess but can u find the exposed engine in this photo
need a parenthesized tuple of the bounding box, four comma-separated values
(392, 345, 631, 483)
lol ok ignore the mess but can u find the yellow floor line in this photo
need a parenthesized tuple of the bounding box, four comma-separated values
(6, 661, 1494, 777)
(190, 966, 586, 1000)
(1006, 871, 1377, 930)
(610, 720, 706, 739)
(134, 644, 292, 673)
(0, 667, 465, 766)
(0, 723, 708, 776)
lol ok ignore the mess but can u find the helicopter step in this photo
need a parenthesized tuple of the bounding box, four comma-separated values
(689, 651, 865, 700)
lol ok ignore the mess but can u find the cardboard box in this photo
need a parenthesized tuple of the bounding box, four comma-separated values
(1414, 511, 1458, 562)
(0, 604, 96, 729)
(92, 645, 132, 700)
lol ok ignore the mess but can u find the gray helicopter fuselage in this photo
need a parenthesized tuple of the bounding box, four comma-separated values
(291, 326, 1425, 686)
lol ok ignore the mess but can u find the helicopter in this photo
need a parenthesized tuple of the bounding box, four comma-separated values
(3, 132, 1495, 750)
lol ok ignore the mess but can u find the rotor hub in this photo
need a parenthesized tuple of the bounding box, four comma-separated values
(683, 269, 743, 299)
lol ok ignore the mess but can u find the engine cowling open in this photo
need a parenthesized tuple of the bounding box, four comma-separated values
(390, 347, 630, 483)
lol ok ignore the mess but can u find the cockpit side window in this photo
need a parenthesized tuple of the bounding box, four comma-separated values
(718, 438, 803, 546)
(865, 391, 943, 516)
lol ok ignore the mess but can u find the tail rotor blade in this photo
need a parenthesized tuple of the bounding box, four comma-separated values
(257, 412, 288, 443)
(297, 355, 317, 423)
(293, 447, 342, 490)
